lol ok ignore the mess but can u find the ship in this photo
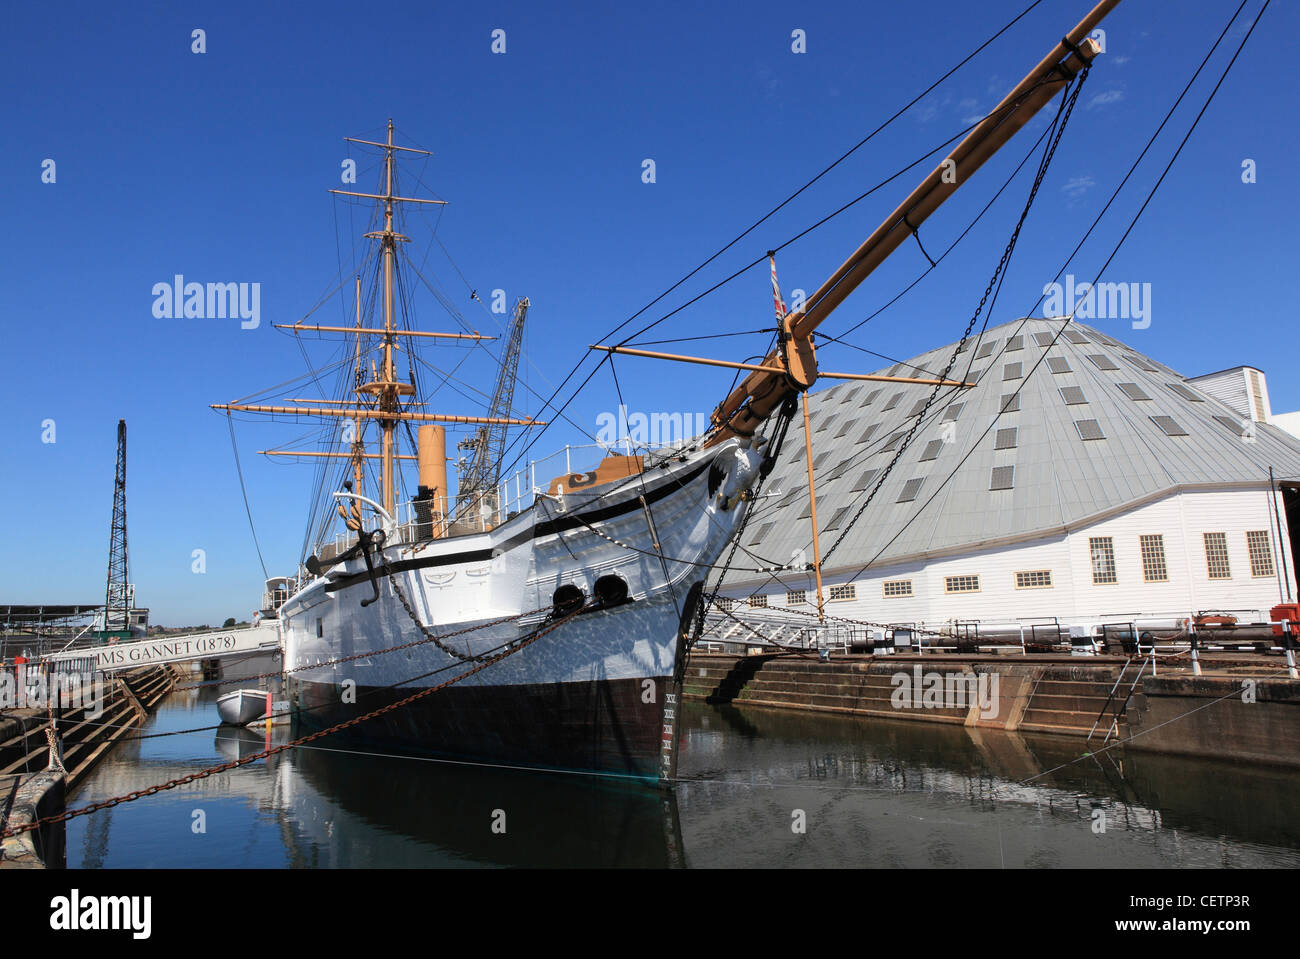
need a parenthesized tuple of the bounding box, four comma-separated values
(213, 1, 1118, 783)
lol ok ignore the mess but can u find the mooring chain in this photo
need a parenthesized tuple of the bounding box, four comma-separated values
(819, 65, 1089, 570)
(386, 568, 503, 663)
(0, 606, 583, 840)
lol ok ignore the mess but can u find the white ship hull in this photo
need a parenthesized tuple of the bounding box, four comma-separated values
(282, 440, 763, 781)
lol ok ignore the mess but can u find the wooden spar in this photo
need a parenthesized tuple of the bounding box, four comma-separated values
(329, 189, 447, 206)
(801, 393, 826, 623)
(382, 119, 397, 516)
(275, 324, 492, 340)
(706, 0, 1117, 446)
(210, 403, 543, 426)
(343, 136, 431, 155)
(260, 450, 417, 460)
(590, 344, 971, 387)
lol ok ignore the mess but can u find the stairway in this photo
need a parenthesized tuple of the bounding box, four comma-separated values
(0, 664, 178, 787)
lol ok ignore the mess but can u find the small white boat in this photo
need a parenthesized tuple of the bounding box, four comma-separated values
(217, 688, 269, 725)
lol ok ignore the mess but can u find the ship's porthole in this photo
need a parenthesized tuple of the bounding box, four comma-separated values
(593, 574, 630, 608)
(552, 584, 585, 617)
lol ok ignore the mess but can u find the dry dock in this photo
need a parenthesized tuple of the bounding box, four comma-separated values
(683, 652, 1300, 768)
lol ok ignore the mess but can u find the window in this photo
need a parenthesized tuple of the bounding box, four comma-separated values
(897, 478, 924, 503)
(1087, 354, 1120, 371)
(944, 575, 980, 594)
(1167, 382, 1205, 402)
(852, 469, 879, 492)
(1139, 534, 1168, 583)
(989, 466, 1014, 490)
(1213, 415, 1251, 438)
(883, 392, 904, 411)
(1046, 356, 1072, 374)
(882, 579, 913, 597)
(1003, 362, 1023, 380)
(1015, 570, 1053, 589)
(748, 594, 769, 608)
(816, 415, 832, 432)
(1204, 532, 1231, 579)
(1150, 415, 1188, 437)
(834, 419, 856, 438)
(840, 386, 860, 405)
(1034, 331, 1055, 347)
(826, 462, 853, 481)
(1090, 536, 1117, 584)
(1118, 382, 1151, 401)
(975, 341, 996, 359)
(909, 399, 929, 417)
(813, 451, 833, 469)
(857, 423, 879, 444)
(716, 597, 736, 611)
(920, 439, 944, 461)
(995, 427, 1017, 450)
(747, 522, 774, 545)
(1000, 393, 1020, 413)
(1076, 419, 1106, 441)
(829, 584, 856, 602)
(1060, 386, 1087, 406)
(1247, 530, 1275, 577)
(786, 589, 807, 605)
(825, 507, 851, 531)
(881, 430, 906, 453)
(863, 389, 882, 406)
(943, 403, 965, 421)
(1006, 335, 1024, 351)
(1064, 330, 1090, 344)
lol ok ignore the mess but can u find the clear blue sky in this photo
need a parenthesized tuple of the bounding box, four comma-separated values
(2, 0, 1293, 625)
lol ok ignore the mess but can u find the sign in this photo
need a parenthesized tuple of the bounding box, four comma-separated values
(43, 624, 280, 672)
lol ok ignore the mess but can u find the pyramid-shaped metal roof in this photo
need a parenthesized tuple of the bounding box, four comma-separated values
(742, 317, 1300, 575)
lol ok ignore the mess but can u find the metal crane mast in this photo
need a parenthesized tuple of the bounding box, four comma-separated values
(457, 297, 528, 518)
(103, 419, 133, 636)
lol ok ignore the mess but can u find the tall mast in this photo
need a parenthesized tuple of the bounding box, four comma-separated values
(381, 119, 398, 515)
(353, 273, 365, 502)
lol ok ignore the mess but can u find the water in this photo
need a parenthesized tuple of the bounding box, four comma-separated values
(65, 685, 1300, 868)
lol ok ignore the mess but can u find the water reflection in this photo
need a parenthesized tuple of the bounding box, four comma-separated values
(65, 690, 1300, 868)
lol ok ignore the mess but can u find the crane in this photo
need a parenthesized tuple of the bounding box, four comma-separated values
(456, 296, 528, 523)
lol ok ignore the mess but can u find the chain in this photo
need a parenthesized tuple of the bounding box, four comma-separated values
(1, 606, 581, 840)
(820, 65, 1089, 568)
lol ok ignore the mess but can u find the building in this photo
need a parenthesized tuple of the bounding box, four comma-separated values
(712, 317, 1300, 636)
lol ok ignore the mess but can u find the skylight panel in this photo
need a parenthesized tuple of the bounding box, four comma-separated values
(989, 466, 1014, 490)
(1167, 382, 1206, 402)
(851, 469, 879, 492)
(825, 507, 851, 531)
(1075, 419, 1106, 441)
(897, 478, 924, 503)
(1087, 354, 1120, 371)
(1150, 415, 1189, 436)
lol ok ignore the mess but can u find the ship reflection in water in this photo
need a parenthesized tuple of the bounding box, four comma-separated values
(65, 687, 1300, 867)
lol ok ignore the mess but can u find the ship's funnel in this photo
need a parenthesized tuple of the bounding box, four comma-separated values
(416, 424, 448, 539)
